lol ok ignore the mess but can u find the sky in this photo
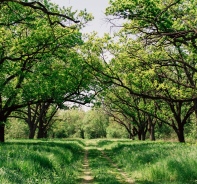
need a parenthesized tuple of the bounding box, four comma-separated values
(51, 0, 112, 36)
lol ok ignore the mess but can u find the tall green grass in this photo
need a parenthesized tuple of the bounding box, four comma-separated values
(0, 140, 84, 184)
(1, 139, 197, 183)
(103, 141, 197, 183)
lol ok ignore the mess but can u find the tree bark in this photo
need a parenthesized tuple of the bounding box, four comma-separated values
(141, 131, 146, 140)
(194, 99, 197, 123)
(149, 125, 156, 141)
(37, 120, 44, 138)
(28, 126, 36, 139)
(138, 132, 142, 140)
(37, 119, 49, 139)
(0, 123, 5, 142)
(129, 132, 133, 139)
(177, 131, 185, 142)
(148, 119, 156, 141)
(80, 129, 85, 139)
(173, 125, 185, 142)
(0, 113, 6, 142)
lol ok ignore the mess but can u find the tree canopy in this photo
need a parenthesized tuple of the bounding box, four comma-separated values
(1, 0, 197, 142)
(0, 0, 93, 142)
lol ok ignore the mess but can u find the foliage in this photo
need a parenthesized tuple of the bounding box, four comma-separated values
(5, 119, 29, 139)
(80, 0, 197, 142)
(82, 108, 109, 139)
(52, 109, 86, 138)
(51, 108, 110, 139)
(0, 0, 94, 142)
(106, 121, 129, 139)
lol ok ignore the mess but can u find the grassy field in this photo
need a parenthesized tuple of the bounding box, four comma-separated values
(0, 139, 85, 184)
(0, 139, 197, 183)
(97, 140, 197, 184)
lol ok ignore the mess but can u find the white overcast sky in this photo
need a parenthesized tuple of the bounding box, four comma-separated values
(51, 0, 113, 36)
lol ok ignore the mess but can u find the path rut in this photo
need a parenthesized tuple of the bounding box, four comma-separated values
(99, 149, 135, 184)
(79, 144, 135, 184)
(80, 149, 94, 184)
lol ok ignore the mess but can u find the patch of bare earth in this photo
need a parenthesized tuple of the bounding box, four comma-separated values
(80, 149, 94, 184)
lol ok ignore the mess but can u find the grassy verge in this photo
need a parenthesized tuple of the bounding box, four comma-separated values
(101, 140, 197, 183)
(0, 140, 84, 184)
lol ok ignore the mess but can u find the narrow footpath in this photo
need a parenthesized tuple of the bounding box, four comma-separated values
(80, 149, 94, 184)
(78, 141, 135, 184)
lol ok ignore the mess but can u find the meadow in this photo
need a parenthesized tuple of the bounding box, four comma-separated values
(0, 139, 85, 184)
(0, 139, 197, 183)
(97, 140, 197, 183)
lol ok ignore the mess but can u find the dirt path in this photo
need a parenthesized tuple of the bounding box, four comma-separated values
(80, 149, 94, 184)
(79, 141, 134, 184)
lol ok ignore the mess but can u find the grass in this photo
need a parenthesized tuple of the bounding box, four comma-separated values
(0, 140, 84, 184)
(87, 148, 124, 184)
(100, 140, 197, 183)
(1, 139, 197, 183)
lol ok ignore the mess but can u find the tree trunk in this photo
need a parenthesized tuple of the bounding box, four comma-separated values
(193, 99, 197, 140)
(37, 128, 44, 139)
(141, 131, 146, 140)
(37, 119, 43, 138)
(37, 121, 48, 138)
(177, 131, 185, 142)
(129, 132, 133, 139)
(29, 129, 35, 139)
(149, 123, 155, 141)
(193, 99, 197, 121)
(173, 125, 185, 142)
(149, 126, 155, 141)
(138, 132, 141, 140)
(28, 124, 36, 139)
(128, 123, 134, 139)
(26, 121, 36, 139)
(0, 123, 5, 142)
(148, 117, 155, 141)
(177, 127, 185, 143)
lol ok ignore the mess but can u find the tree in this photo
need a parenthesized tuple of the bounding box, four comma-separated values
(82, 108, 109, 139)
(5, 118, 29, 139)
(106, 0, 197, 109)
(12, 103, 45, 139)
(36, 103, 58, 138)
(105, 0, 197, 141)
(0, 0, 93, 142)
(78, 0, 197, 142)
(52, 108, 86, 138)
(101, 86, 158, 140)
